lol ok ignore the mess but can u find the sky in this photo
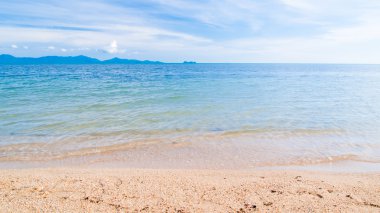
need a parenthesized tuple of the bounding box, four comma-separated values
(0, 0, 380, 63)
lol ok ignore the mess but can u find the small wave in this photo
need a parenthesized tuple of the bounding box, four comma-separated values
(221, 128, 346, 137)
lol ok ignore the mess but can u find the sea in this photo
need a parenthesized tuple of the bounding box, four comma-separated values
(1, 64, 380, 169)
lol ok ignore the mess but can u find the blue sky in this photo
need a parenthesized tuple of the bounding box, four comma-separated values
(1, 0, 380, 63)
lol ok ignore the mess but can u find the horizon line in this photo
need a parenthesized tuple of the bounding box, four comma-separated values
(1, 54, 380, 65)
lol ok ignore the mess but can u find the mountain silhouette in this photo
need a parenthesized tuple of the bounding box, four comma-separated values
(0, 54, 172, 64)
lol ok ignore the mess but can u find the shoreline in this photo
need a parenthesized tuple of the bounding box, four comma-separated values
(2, 130, 379, 167)
(1, 168, 379, 212)
(1, 137, 379, 172)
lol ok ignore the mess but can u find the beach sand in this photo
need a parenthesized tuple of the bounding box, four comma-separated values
(0, 168, 379, 212)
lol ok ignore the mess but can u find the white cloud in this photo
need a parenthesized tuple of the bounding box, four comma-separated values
(48, 46, 55, 50)
(105, 40, 126, 54)
(11, 44, 18, 49)
(77, 47, 90, 51)
(109, 40, 118, 53)
(23, 46, 29, 49)
(61, 48, 67, 52)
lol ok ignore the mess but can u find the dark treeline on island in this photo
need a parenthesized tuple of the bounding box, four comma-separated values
(0, 54, 196, 64)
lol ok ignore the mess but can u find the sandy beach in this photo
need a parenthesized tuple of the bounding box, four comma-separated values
(2, 0, 380, 212)
(0, 168, 379, 212)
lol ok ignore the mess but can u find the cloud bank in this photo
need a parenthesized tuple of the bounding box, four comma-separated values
(0, 0, 379, 63)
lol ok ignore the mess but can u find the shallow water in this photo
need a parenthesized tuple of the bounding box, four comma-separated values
(1, 64, 380, 168)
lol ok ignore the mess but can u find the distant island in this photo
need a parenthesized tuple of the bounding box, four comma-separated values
(0, 54, 196, 64)
(183, 61, 197, 64)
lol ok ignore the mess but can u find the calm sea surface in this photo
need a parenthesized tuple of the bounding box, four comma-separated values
(1, 64, 380, 167)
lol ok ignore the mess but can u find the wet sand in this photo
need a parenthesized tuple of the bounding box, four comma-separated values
(0, 168, 379, 212)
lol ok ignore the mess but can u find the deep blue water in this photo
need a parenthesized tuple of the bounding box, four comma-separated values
(1, 64, 380, 165)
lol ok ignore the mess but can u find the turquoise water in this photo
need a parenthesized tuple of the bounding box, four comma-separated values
(1, 64, 380, 166)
